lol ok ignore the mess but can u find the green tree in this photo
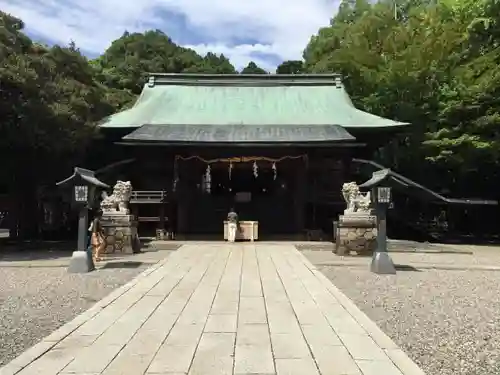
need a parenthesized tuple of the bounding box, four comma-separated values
(276, 60, 305, 74)
(303, 0, 500, 197)
(0, 11, 117, 237)
(183, 52, 237, 74)
(93, 31, 237, 95)
(240, 61, 268, 74)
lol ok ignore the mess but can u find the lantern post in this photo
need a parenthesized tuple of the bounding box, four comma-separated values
(359, 170, 397, 275)
(57, 168, 109, 273)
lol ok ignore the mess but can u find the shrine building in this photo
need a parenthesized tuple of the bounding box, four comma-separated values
(97, 73, 409, 240)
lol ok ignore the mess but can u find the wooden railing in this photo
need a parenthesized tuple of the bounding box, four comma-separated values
(137, 216, 161, 222)
(130, 190, 167, 203)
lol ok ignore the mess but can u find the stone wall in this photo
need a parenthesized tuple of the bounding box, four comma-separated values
(335, 214, 377, 255)
(337, 226, 377, 255)
(101, 215, 140, 254)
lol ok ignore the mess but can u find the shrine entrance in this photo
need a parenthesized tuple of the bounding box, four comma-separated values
(175, 155, 307, 239)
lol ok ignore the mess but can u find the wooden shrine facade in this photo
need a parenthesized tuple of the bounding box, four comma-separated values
(97, 73, 410, 240)
(112, 146, 360, 240)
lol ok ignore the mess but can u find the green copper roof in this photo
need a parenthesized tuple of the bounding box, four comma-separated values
(121, 124, 356, 144)
(99, 74, 408, 129)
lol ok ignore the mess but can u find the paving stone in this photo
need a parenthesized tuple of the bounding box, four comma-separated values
(211, 298, 239, 314)
(3, 243, 426, 375)
(356, 360, 404, 375)
(268, 317, 302, 335)
(205, 314, 238, 332)
(265, 300, 294, 314)
(383, 349, 427, 375)
(240, 274, 263, 297)
(234, 344, 274, 374)
(275, 358, 320, 375)
(270, 333, 311, 359)
(238, 297, 267, 324)
(326, 314, 368, 335)
(139, 311, 178, 333)
(189, 333, 235, 375)
(118, 315, 176, 356)
(0, 341, 56, 375)
(236, 324, 271, 346)
(338, 332, 390, 361)
(101, 353, 154, 375)
(53, 334, 99, 350)
(164, 324, 204, 346)
(95, 296, 164, 346)
(147, 344, 197, 374)
(292, 302, 329, 326)
(301, 324, 343, 348)
(310, 345, 362, 375)
(146, 278, 181, 296)
(17, 349, 75, 375)
(72, 311, 126, 337)
(60, 344, 124, 374)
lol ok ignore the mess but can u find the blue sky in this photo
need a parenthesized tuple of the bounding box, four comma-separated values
(0, 0, 338, 71)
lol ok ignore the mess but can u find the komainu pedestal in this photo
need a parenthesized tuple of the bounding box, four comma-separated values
(335, 214, 377, 255)
(101, 215, 140, 254)
(99, 180, 140, 254)
(335, 181, 377, 256)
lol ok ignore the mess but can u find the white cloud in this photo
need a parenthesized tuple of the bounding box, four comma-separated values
(0, 0, 338, 70)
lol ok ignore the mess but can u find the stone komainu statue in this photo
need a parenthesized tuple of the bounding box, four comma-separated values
(100, 181, 132, 215)
(341, 182, 372, 214)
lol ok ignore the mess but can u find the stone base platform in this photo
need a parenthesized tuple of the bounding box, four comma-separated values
(1, 243, 425, 375)
(335, 214, 378, 256)
(101, 214, 140, 254)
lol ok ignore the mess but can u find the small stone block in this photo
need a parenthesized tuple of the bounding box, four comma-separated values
(370, 252, 397, 274)
(68, 251, 95, 273)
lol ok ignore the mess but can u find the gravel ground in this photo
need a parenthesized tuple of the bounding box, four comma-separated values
(0, 264, 150, 366)
(303, 250, 500, 375)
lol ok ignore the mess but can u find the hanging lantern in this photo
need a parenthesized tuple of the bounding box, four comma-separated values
(272, 162, 277, 180)
(228, 161, 233, 180)
(205, 164, 211, 193)
(253, 161, 258, 178)
(172, 159, 179, 192)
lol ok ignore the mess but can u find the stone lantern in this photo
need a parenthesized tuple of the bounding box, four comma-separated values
(56, 167, 109, 273)
(359, 169, 397, 274)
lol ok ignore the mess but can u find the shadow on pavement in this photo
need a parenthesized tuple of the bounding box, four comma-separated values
(0, 237, 182, 263)
(295, 240, 473, 254)
(394, 264, 421, 272)
(0, 241, 75, 262)
(100, 261, 144, 269)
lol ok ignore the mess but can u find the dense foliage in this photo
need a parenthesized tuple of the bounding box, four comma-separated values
(304, 0, 500, 198)
(2, 0, 500, 236)
(241, 61, 268, 74)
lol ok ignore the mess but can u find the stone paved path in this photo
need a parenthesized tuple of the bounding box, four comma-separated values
(0, 243, 425, 375)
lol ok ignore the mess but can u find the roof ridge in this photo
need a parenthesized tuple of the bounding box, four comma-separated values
(146, 73, 344, 88)
(147, 73, 342, 79)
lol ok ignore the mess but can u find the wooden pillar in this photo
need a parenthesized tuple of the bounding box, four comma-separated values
(176, 162, 189, 239)
(131, 204, 139, 220)
(294, 158, 306, 239)
(159, 204, 165, 230)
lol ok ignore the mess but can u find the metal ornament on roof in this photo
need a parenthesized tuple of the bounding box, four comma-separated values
(253, 161, 258, 178)
(272, 162, 277, 180)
